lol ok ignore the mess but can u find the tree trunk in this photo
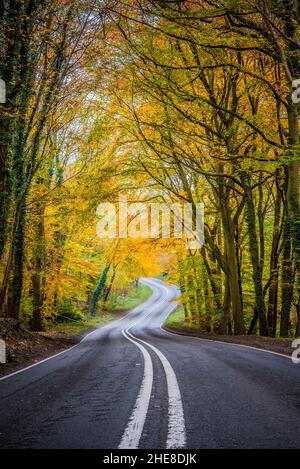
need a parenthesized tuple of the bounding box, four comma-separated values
(280, 217, 294, 337)
(201, 247, 222, 314)
(267, 179, 282, 336)
(219, 274, 231, 335)
(202, 264, 211, 332)
(31, 203, 46, 331)
(0, 116, 11, 260)
(0, 0, 25, 259)
(90, 264, 111, 316)
(7, 201, 26, 320)
(223, 219, 244, 335)
(286, 104, 300, 335)
(244, 181, 268, 336)
(103, 266, 117, 307)
(248, 307, 258, 335)
(295, 299, 300, 337)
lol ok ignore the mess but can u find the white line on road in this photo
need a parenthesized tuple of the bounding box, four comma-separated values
(129, 328, 186, 449)
(118, 283, 163, 449)
(119, 280, 186, 450)
(118, 328, 153, 449)
(161, 324, 293, 361)
(157, 280, 293, 362)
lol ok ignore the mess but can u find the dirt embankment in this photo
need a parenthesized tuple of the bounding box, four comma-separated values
(0, 319, 82, 378)
(0, 311, 129, 378)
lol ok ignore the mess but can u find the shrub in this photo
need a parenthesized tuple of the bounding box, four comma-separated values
(56, 300, 84, 323)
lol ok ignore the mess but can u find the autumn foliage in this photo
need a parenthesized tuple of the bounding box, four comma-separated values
(0, 0, 299, 337)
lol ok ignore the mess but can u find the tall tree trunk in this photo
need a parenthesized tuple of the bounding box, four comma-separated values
(0, 115, 11, 260)
(295, 300, 300, 337)
(103, 265, 118, 307)
(2, 3, 35, 318)
(0, 0, 24, 259)
(267, 179, 282, 336)
(177, 257, 189, 320)
(286, 104, 300, 336)
(7, 201, 26, 320)
(90, 264, 111, 316)
(31, 203, 46, 331)
(222, 218, 244, 335)
(248, 307, 258, 335)
(235, 224, 243, 310)
(186, 272, 197, 323)
(202, 263, 211, 332)
(280, 217, 294, 337)
(201, 247, 222, 314)
(219, 274, 231, 335)
(257, 174, 265, 275)
(243, 180, 268, 336)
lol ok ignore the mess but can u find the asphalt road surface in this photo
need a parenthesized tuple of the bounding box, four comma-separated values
(0, 278, 300, 449)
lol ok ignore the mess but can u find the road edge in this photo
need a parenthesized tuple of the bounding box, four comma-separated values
(161, 324, 292, 361)
(0, 309, 136, 382)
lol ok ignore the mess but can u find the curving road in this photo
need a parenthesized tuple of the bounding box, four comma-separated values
(0, 278, 300, 449)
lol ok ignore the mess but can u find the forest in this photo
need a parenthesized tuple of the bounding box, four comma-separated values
(0, 0, 299, 339)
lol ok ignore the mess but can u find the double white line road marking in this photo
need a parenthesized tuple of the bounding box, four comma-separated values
(118, 283, 186, 450)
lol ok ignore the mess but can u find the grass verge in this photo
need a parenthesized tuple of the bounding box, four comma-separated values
(48, 313, 116, 336)
(164, 305, 193, 330)
(105, 283, 152, 312)
(49, 283, 153, 335)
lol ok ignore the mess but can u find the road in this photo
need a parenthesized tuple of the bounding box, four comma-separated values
(0, 278, 300, 449)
